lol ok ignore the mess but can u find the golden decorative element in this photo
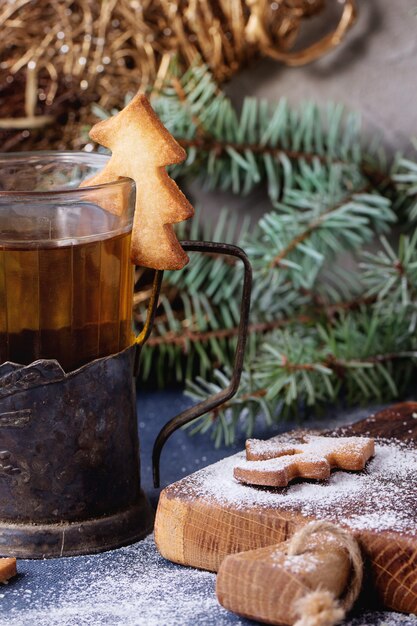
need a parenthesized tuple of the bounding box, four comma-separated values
(0, 0, 356, 151)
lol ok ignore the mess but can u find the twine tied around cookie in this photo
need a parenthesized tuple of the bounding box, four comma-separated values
(289, 521, 363, 626)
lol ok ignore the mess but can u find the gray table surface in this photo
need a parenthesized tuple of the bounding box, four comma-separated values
(1, 391, 417, 626)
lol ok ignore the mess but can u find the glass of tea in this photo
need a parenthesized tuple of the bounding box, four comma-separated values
(0, 151, 136, 371)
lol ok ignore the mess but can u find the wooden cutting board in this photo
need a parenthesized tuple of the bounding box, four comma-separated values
(155, 403, 417, 614)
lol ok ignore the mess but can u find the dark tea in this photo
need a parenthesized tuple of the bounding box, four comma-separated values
(0, 203, 135, 371)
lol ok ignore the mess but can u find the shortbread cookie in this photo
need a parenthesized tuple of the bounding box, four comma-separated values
(81, 93, 194, 270)
(0, 558, 17, 583)
(234, 435, 375, 487)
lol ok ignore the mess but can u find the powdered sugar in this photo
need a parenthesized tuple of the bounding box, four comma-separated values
(277, 552, 321, 574)
(246, 435, 373, 461)
(173, 440, 417, 535)
(0, 534, 414, 626)
(347, 614, 417, 625)
(0, 535, 238, 626)
(237, 451, 329, 471)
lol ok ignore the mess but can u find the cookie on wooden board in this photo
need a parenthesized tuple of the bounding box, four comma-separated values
(154, 404, 417, 614)
(234, 435, 375, 487)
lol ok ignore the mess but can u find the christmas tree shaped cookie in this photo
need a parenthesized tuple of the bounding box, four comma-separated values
(81, 93, 194, 270)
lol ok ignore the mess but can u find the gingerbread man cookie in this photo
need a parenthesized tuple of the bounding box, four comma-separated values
(234, 435, 375, 487)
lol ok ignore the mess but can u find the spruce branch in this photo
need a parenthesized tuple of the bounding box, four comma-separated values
(245, 175, 395, 318)
(187, 311, 417, 445)
(144, 294, 375, 348)
(361, 231, 417, 332)
(93, 62, 389, 205)
(392, 149, 417, 220)
(94, 61, 417, 445)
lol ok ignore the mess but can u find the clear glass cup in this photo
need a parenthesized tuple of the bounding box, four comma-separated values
(0, 151, 136, 371)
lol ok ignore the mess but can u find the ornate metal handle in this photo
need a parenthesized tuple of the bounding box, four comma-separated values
(134, 269, 164, 375)
(151, 240, 252, 488)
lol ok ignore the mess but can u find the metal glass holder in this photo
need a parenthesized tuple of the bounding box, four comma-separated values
(0, 241, 251, 558)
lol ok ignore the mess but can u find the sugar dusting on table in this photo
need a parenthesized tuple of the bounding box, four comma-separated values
(0, 535, 238, 626)
(0, 534, 415, 626)
(175, 440, 417, 534)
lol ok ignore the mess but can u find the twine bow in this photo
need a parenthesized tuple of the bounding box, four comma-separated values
(289, 521, 363, 626)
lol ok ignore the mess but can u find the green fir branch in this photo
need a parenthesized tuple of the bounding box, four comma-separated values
(392, 148, 417, 220)
(94, 61, 417, 445)
(361, 232, 417, 332)
(93, 62, 388, 205)
(151, 64, 379, 203)
(187, 311, 417, 446)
